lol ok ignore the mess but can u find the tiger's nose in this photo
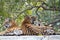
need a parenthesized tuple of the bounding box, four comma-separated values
(5, 26, 8, 28)
(4, 25, 10, 28)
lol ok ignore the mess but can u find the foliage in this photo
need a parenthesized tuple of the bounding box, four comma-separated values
(0, 0, 60, 31)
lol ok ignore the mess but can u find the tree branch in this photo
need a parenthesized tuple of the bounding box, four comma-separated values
(47, 19, 60, 26)
(14, 5, 42, 20)
(14, 2, 60, 20)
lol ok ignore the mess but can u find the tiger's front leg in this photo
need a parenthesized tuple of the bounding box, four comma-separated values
(0, 29, 10, 36)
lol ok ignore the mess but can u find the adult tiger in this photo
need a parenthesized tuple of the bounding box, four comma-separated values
(0, 18, 22, 36)
(21, 15, 55, 35)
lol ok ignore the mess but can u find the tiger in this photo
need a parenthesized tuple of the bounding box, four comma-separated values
(20, 15, 47, 35)
(21, 15, 55, 35)
(0, 18, 22, 36)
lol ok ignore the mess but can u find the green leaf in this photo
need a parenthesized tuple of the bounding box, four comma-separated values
(26, 10, 32, 15)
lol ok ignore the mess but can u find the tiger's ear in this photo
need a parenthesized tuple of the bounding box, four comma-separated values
(11, 19, 16, 24)
(24, 15, 31, 19)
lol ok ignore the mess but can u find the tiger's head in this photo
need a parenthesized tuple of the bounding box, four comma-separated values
(3, 18, 16, 29)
